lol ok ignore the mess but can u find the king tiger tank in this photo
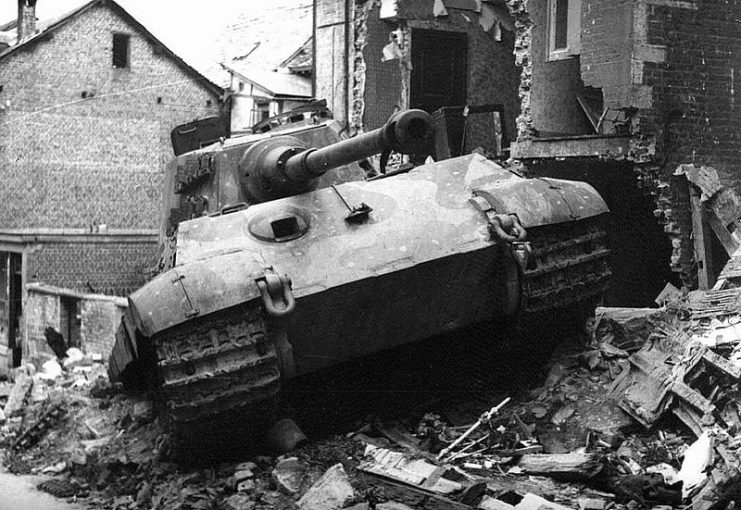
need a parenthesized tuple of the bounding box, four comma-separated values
(109, 109, 611, 459)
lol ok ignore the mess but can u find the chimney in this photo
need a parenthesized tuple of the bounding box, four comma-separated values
(16, 0, 38, 44)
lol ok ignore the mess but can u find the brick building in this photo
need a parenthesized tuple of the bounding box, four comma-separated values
(0, 0, 224, 372)
(505, 0, 741, 305)
(314, 0, 519, 155)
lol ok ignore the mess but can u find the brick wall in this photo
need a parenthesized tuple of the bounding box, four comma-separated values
(639, 2, 741, 189)
(80, 298, 125, 356)
(0, 3, 221, 231)
(26, 237, 158, 296)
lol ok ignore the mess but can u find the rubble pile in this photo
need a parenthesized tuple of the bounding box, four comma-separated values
(4, 259, 741, 509)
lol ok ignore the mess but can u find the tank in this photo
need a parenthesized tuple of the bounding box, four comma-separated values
(109, 109, 611, 458)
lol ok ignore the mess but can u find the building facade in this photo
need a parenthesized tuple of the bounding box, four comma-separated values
(0, 0, 224, 372)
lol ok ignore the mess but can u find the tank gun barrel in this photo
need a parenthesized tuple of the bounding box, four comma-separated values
(283, 109, 434, 182)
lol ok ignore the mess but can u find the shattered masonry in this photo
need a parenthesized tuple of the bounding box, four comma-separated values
(505, 0, 535, 140)
(351, 0, 372, 134)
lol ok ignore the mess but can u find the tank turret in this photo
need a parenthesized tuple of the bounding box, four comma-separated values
(238, 109, 434, 202)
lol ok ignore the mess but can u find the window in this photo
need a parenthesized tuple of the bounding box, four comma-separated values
(548, 0, 581, 61)
(112, 33, 130, 68)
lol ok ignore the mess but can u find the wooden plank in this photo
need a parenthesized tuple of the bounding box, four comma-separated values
(690, 189, 714, 289)
(706, 210, 740, 255)
(702, 349, 741, 379)
(360, 473, 471, 510)
(516, 453, 604, 479)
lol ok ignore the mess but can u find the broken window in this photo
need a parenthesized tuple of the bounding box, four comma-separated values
(548, 0, 581, 60)
(112, 33, 130, 69)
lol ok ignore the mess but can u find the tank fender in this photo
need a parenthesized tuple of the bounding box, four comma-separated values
(127, 250, 272, 337)
(472, 177, 609, 228)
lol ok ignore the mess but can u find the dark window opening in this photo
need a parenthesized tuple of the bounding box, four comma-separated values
(157, 97, 163, 104)
(0, 85, 4, 93)
(81, 91, 87, 98)
(239, 82, 245, 92)
(206, 99, 212, 108)
(554, 0, 569, 50)
(112, 33, 130, 69)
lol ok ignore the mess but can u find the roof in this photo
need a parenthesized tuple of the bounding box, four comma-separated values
(279, 37, 313, 73)
(223, 62, 312, 98)
(219, 1, 312, 70)
(0, 0, 222, 97)
(0, 0, 313, 88)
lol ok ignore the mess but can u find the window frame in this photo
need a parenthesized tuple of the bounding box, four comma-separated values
(547, 0, 581, 62)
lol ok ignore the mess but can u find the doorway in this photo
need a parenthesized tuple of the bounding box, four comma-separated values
(410, 29, 467, 113)
(0, 252, 23, 368)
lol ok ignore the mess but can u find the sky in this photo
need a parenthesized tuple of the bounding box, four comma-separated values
(0, 0, 313, 84)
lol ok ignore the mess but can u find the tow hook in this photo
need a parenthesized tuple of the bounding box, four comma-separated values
(469, 196, 531, 269)
(256, 273, 295, 318)
(512, 242, 531, 270)
(256, 272, 297, 378)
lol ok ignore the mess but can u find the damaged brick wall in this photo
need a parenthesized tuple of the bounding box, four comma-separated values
(80, 298, 126, 356)
(351, 1, 371, 133)
(508, 0, 741, 292)
(26, 239, 157, 297)
(22, 291, 59, 362)
(352, 0, 520, 143)
(357, 1, 403, 131)
(505, 0, 535, 140)
(640, 2, 741, 286)
(22, 286, 126, 365)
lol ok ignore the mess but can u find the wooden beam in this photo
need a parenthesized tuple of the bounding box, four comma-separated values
(690, 187, 715, 289)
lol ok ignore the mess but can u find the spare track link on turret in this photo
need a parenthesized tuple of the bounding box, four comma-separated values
(522, 216, 611, 313)
(152, 305, 280, 460)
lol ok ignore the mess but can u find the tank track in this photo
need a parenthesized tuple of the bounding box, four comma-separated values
(522, 216, 611, 313)
(151, 305, 280, 461)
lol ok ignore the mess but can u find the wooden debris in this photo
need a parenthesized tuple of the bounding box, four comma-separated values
(516, 453, 604, 480)
(361, 474, 471, 510)
(361, 445, 462, 495)
(438, 398, 510, 460)
(3, 373, 33, 418)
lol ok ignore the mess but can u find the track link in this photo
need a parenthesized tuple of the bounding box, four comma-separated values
(522, 216, 612, 312)
(152, 305, 280, 461)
